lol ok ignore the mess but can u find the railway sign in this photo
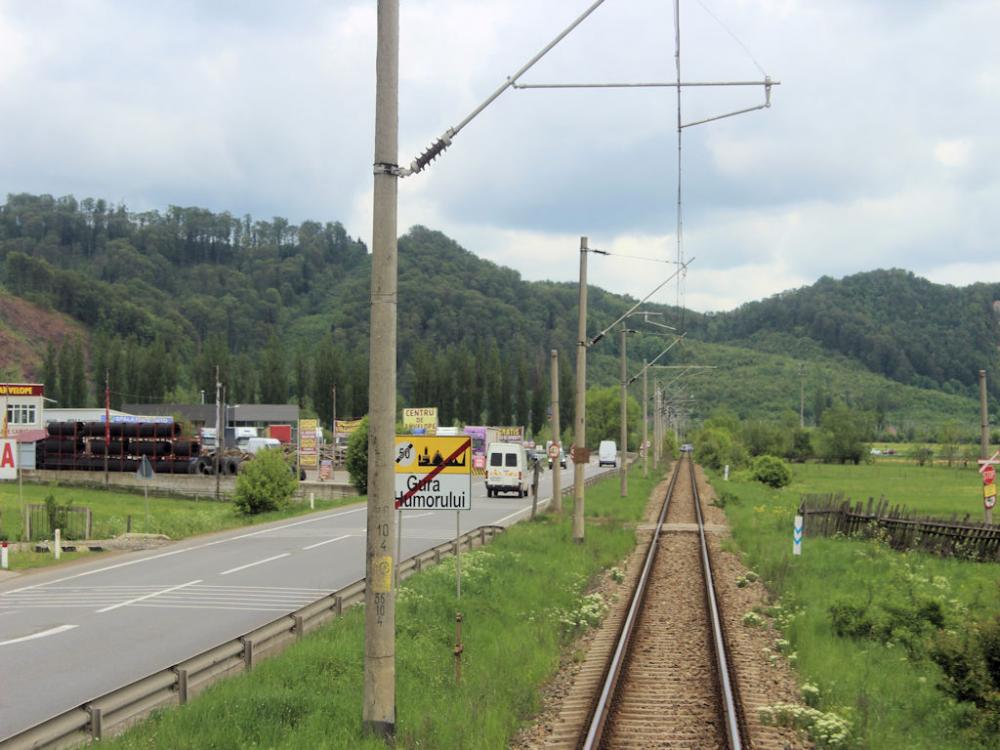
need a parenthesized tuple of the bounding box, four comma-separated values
(547, 442, 560, 460)
(793, 515, 803, 556)
(394, 435, 472, 511)
(983, 465, 996, 485)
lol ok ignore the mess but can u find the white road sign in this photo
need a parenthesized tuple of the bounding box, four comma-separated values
(0, 439, 17, 480)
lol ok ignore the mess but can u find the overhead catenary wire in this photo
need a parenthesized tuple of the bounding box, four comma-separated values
(588, 259, 695, 347)
(397, 0, 612, 177)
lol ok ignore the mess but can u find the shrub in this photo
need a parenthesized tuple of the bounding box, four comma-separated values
(233, 448, 298, 514)
(751, 455, 791, 488)
(345, 416, 370, 495)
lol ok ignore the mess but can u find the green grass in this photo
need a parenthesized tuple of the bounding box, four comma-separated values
(717, 462, 1000, 750)
(784, 461, 989, 518)
(106, 467, 661, 749)
(0, 483, 357, 570)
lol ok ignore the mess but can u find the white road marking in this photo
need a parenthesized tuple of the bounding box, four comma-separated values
(97, 580, 202, 613)
(2, 506, 366, 595)
(219, 553, 290, 576)
(302, 534, 352, 551)
(0, 624, 78, 646)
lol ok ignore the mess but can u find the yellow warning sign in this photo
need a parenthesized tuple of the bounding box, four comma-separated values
(393, 436, 472, 475)
(984, 483, 997, 499)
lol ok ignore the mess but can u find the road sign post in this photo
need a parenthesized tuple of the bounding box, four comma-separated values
(394, 435, 472, 685)
(978, 452, 999, 524)
(136, 456, 155, 532)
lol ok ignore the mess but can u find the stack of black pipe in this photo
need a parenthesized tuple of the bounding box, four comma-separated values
(38, 422, 202, 474)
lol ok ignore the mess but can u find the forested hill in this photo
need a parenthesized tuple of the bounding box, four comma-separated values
(0, 192, 994, 430)
(686, 270, 1000, 400)
(0, 193, 668, 428)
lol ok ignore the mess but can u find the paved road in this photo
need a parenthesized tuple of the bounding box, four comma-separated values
(0, 459, 612, 740)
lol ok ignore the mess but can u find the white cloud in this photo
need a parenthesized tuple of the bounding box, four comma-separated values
(1, 0, 999, 316)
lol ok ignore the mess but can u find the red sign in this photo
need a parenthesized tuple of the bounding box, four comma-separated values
(0, 383, 44, 397)
(983, 465, 996, 485)
(547, 443, 561, 459)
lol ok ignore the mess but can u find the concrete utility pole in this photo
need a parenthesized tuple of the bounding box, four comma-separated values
(214, 366, 221, 501)
(980, 370, 992, 525)
(573, 237, 589, 543)
(799, 362, 805, 429)
(642, 359, 648, 478)
(550, 349, 561, 512)
(104, 369, 110, 488)
(332, 383, 337, 467)
(654, 384, 661, 470)
(363, 0, 399, 738)
(979, 370, 989, 460)
(619, 326, 628, 497)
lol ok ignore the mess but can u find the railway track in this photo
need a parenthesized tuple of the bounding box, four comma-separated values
(581, 454, 747, 749)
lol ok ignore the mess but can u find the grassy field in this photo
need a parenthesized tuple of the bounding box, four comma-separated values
(717, 462, 1000, 749)
(784, 461, 989, 518)
(105, 467, 661, 749)
(0, 482, 355, 570)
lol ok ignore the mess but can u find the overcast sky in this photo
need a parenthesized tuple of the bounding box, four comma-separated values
(1, 0, 997, 313)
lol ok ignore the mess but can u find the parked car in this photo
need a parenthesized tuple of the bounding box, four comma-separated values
(598, 440, 618, 467)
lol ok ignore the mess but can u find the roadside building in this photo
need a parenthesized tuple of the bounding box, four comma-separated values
(1, 382, 45, 437)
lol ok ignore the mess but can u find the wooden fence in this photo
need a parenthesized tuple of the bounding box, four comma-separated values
(798, 493, 1000, 562)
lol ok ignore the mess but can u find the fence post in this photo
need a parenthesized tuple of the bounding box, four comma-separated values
(86, 507, 92, 540)
(23, 505, 29, 542)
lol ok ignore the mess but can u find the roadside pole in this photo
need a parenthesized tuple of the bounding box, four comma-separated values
(550, 349, 561, 512)
(980, 370, 992, 524)
(619, 326, 628, 497)
(573, 237, 588, 543)
(215, 367, 222, 502)
(363, 0, 399, 737)
(332, 384, 337, 468)
(643, 360, 648, 478)
(104, 370, 110, 488)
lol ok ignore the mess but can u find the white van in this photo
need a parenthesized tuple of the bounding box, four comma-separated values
(245, 436, 282, 455)
(486, 442, 530, 497)
(598, 440, 618, 467)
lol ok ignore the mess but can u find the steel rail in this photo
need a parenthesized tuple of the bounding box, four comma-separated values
(689, 456, 748, 749)
(579, 454, 747, 749)
(579, 458, 681, 749)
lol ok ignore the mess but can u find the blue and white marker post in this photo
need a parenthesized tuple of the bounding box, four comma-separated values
(793, 514, 803, 556)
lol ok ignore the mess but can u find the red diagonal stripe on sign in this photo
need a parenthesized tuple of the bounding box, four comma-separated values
(396, 438, 471, 509)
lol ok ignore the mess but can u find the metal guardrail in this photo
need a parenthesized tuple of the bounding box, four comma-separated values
(0, 525, 505, 749)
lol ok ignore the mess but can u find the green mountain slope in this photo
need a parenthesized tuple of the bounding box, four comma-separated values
(0, 192, 990, 434)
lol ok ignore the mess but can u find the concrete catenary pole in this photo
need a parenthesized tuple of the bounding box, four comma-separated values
(363, 0, 399, 737)
(550, 349, 561, 512)
(573, 237, 589, 543)
(653, 384, 661, 471)
(979, 370, 989, 460)
(104, 369, 110, 488)
(642, 359, 648, 478)
(799, 362, 805, 429)
(619, 326, 627, 497)
(980, 370, 992, 524)
(214, 366, 221, 501)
